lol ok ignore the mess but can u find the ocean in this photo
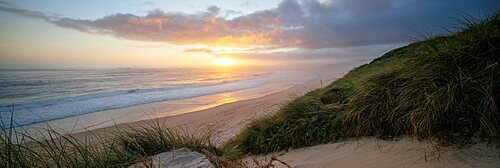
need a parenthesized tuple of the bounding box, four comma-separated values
(0, 66, 276, 127)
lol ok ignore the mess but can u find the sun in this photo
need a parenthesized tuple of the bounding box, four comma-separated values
(214, 58, 234, 66)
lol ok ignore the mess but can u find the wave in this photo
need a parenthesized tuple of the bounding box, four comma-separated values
(0, 78, 266, 127)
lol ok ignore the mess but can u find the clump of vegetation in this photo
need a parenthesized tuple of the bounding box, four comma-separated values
(228, 11, 500, 154)
(0, 118, 236, 167)
(113, 124, 241, 167)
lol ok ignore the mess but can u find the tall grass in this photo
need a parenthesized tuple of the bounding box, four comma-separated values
(1, 11, 498, 168)
(1, 121, 133, 167)
(113, 123, 242, 167)
(0, 115, 236, 167)
(228, 11, 500, 154)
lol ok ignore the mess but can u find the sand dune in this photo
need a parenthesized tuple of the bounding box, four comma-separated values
(246, 138, 500, 168)
(68, 60, 500, 168)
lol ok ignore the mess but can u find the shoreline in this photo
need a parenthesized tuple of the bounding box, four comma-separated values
(70, 72, 330, 144)
(68, 60, 367, 144)
(16, 68, 311, 137)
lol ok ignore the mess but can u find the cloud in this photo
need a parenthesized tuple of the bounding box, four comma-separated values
(207, 6, 220, 14)
(0, 3, 55, 21)
(184, 48, 214, 53)
(245, 44, 401, 60)
(0, 0, 498, 51)
(0, 0, 10, 6)
(141, 1, 155, 6)
(222, 9, 243, 18)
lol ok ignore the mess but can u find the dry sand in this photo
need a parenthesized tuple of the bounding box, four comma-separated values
(246, 138, 500, 168)
(71, 60, 365, 143)
(73, 76, 325, 143)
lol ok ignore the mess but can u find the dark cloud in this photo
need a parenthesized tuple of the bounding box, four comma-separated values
(335, 0, 397, 16)
(277, 0, 303, 26)
(0, 0, 498, 51)
(207, 6, 220, 15)
(0, 3, 54, 21)
(0, 0, 10, 6)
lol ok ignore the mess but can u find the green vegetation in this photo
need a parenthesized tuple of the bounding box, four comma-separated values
(227, 12, 500, 154)
(0, 119, 234, 167)
(1, 12, 498, 168)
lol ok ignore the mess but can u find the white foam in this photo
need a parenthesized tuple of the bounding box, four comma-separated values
(1, 78, 266, 127)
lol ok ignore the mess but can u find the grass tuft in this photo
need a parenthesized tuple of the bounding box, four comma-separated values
(0, 118, 237, 167)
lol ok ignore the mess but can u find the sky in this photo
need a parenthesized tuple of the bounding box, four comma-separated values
(0, 0, 499, 67)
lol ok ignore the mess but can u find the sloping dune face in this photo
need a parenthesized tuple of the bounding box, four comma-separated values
(231, 12, 500, 155)
(246, 138, 500, 168)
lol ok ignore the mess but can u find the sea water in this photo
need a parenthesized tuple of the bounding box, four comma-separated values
(0, 66, 273, 127)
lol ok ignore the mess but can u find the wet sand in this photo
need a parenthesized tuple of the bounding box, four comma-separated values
(68, 60, 365, 143)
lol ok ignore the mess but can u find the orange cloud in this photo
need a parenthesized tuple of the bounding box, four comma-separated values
(1, 0, 496, 51)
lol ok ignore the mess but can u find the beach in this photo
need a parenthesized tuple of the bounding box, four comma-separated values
(8, 60, 365, 143)
(246, 138, 500, 168)
(1, 1, 498, 167)
(12, 59, 500, 168)
(64, 60, 366, 143)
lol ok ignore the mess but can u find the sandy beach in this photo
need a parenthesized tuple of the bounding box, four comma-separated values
(16, 59, 500, 168)
(2, 1, 498, 167)
(67, 60, 366, 143)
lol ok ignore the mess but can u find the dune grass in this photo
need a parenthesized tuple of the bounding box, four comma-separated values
(1, 11, 498, 168)
(226, 11, 500, 155)
(0, 116, 238, 167)
(1, 124, 134, 167)
(113, 123, 242, 167)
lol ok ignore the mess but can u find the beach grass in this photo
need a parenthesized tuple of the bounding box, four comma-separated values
(113, 123, 242, 167)
(0, 11, 498, 168)
(226, 11, 500, 155)
(0, 117, 238, 167)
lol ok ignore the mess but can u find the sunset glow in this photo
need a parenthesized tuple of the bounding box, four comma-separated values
(214, 58, 234, 66)
(0, 0, 496, 67)
(0, 1, 497, 166)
